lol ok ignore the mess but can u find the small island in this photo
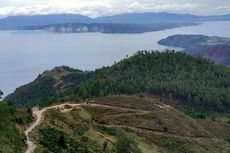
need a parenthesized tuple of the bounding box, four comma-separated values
(158, 35, 230, 66)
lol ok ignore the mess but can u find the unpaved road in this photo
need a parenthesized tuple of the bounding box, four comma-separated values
(24, 103, 82, 153)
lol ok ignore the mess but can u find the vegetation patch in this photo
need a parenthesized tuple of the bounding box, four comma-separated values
(15, 107, 33, 124)
(150, 136, 191, 153)
(39, 128, 90, 153)
(0, 102, 26, 153)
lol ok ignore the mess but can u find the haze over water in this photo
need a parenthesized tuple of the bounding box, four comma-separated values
(0, 21, 230, 95)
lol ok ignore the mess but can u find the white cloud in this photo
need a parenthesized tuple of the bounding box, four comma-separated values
(215, 6, 230, 12)
(0, 0, 229, 17)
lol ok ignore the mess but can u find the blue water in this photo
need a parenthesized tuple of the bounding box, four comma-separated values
(0, 21, 230, 95)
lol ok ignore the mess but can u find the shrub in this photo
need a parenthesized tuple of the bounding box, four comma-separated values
(115, 130, 142, 153)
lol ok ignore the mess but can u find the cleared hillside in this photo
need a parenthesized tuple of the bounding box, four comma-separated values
(28, 95, 230, 153)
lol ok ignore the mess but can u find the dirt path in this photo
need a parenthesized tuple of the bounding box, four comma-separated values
(24, 103, 82, 153)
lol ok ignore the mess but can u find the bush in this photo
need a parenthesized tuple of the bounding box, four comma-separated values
(96, 125, 117, 136)
(39, 128, 90, 153)
(193, 112, 207, 119)
(15, 108, 33, 124)
(115, 130, 142, 153)
(150, 136, 192, 153)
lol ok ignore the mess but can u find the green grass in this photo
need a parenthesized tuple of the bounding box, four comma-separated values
(77, 107, 92, 121)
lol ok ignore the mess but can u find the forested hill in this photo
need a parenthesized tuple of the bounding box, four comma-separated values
(5, 51, 230, 112)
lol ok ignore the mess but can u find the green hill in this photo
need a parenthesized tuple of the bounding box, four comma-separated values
(6, 51, 230, 113)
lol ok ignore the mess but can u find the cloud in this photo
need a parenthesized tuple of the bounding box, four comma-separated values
(215, 6, 230, 11)
(0, 2, 113, 17)
(0, 0, 229, 17)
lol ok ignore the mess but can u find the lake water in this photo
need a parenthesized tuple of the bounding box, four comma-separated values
(0, 21, 230, 95)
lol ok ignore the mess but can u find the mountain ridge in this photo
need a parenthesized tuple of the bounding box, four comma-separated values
(0, 12, 230, 30)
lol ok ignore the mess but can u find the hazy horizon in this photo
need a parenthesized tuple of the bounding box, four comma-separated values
(1, 11, 230, 19)
(0, 0, 229, 18)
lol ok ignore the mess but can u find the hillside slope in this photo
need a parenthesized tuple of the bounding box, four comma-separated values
(28, 95, 230, 153)
(5, 51, 230, 113)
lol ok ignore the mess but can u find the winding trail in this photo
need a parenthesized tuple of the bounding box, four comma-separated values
(24, 103, 82, 153)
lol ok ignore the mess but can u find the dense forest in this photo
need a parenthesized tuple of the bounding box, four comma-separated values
(6, 50, 230, 112)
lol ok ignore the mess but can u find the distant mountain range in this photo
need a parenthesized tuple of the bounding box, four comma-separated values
(95, 12, 230, 24)
(0, 12, 229, 30)
(158, 35, 230, 66)
(0, 14, 92, 29)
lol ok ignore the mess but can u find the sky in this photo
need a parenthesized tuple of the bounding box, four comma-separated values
(0, 0, 229, 17)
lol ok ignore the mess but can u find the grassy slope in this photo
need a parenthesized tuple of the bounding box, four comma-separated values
(29, 95, 230, 153)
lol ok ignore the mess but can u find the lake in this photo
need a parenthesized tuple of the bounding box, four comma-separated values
(0, 21, 230, 95)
